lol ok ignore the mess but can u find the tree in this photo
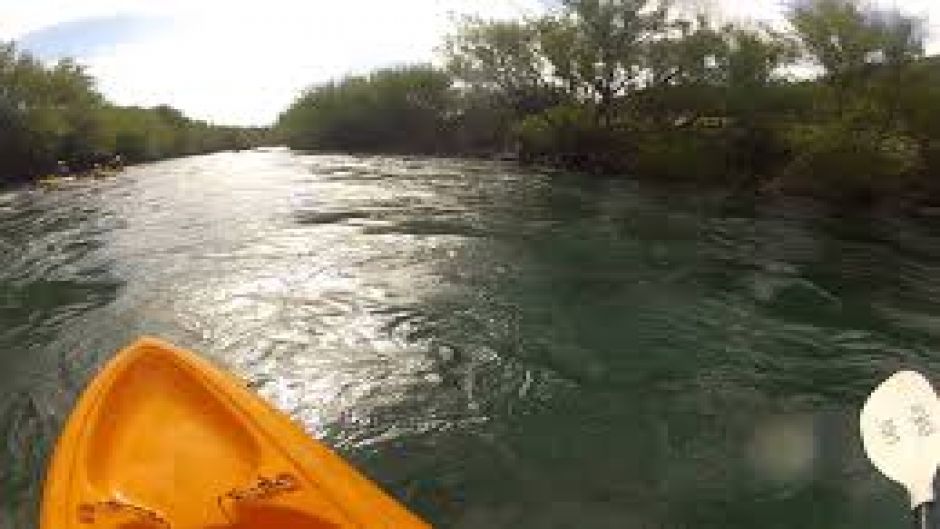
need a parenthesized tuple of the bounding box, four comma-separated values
(787, 0, 921, 119)
(540, 0, 670, 125)
(867, 8, 926, 129)
(719, 25, 798, 89)
(276, 65, 454, 153)
(869, 8, 925, 68)
(443, 17, 564, 119)
(646, 15, 726, 89)
(0, 42, 266, 181)
(788, 0, 878, 77)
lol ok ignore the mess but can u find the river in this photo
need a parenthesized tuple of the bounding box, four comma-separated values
(2, 149, 939, 528)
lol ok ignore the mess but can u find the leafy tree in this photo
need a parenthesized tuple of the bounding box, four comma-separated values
(0, 42, 268, 183)
(443, 17, 554, 113)
(720, 25, 799, 89)
(646, 15, 726, 89)
(540, 0, 670, 124)
(277, 65, 453, 153)
(788, 0, 876, 73)
(867, 8, 926, 129)
(786, 0, 923, 118)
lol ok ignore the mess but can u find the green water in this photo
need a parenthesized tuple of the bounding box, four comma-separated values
(2, 150, 938, 528)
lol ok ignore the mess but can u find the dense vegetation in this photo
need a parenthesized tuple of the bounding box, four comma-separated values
(277, 0, 940, 203)
(0, 42, 266, 184)
(277, 66, 453, 153)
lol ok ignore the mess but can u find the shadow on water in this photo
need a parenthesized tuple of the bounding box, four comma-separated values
(1, 151, 939, 529)
(0, 183, 126, 529)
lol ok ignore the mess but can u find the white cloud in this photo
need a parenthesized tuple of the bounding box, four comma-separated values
(0, 0, 936, 126)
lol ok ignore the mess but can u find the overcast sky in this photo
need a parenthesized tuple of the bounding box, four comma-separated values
(1, 0, 937, 126)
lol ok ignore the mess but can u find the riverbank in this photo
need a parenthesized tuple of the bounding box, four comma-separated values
(515, 122, 940, 207)
(5, 153, 175, 190)
(286, 119, 940, 211)
(275, 0, 939, 208)
(0, 42, 269, 187)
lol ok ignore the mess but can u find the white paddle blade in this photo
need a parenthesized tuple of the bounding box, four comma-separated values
(860, 371, 940, 508)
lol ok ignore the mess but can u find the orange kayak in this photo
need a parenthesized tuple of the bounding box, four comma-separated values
(41, 337, 431, 529)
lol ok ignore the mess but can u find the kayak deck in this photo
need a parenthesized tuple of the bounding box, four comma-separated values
(41, 337, 430, 529)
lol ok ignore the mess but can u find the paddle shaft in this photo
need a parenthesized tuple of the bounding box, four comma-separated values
(914, 502, 939, 529)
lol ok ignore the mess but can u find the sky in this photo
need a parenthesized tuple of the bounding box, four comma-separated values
(1, 0, 938, 126)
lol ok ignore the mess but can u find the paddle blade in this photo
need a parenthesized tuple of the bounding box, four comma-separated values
(860, 371, 940, 508)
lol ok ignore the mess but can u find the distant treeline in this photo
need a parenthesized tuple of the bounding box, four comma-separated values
(0, 42, 268, 184)
(276, 0, 940, 203)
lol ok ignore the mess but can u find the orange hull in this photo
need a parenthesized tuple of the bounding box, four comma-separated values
(41, 337, 431, 529)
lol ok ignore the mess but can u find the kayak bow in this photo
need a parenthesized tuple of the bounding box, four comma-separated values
(41, 337, 430, 529)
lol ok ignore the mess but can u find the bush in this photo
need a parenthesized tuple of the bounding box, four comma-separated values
(276, 65, 453, 154)
(780, 123, 921, 200)
(512, 104, 611, 162)
(0, 43, 268, 182)
(631, 129, 734, 181)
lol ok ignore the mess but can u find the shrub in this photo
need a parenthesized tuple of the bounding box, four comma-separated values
(781, 122, 921, 200)
(631, 129, 733, 181)
(512, 104, 608, 160)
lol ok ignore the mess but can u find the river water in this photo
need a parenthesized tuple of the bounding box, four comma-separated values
(2, 149, 939, 528)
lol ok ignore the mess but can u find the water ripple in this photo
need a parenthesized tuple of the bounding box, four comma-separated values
(2, 152, 940, 528)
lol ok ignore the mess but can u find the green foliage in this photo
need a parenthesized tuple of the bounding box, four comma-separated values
(627, 122, 790, 183)
(632, 129, 733, 182)
(442, 17, 558, 114)
(3, 0, 937, 205)
(448, 88, 518, 153)
(634, 22, 800, 126)
(0, 43, 268, 183)
(646, 15, 727, 88)
(782, 123, 921, 199)
(720, 25, 800, 89)
(96, 105, 261, 162)
(788, 0, 881, 78)
(897, 59, 940, 141)
(513, 104, 604, 158)
(277, 65, 453, 153)
(787, 0, 926, 119)
(276, 0, 940, 203)
(440, 17, 568, 152)
(540, 0, 670, 121)
(0, 45, 104, 178)
(562, 0, 668, 90)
